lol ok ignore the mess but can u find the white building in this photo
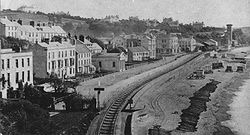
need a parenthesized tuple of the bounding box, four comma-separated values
(0, 17, 20, 38)
(81, 38, 103, 54)
(179, 37, 196, 52)
(1, 49, 33, 98)
(0, 17, 67, 43)
(75, 40, 94, 74)
(31, 38, 76, 79)
(17, 25, 41, 43)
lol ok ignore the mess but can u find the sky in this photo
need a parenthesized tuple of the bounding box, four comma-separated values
(1, 0, 250, 27)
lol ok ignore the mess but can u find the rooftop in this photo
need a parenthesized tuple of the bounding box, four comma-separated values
(75, 40, 92, 53)
(38, 41, 75, 49)
(128, 46, 149, 52)
(0, 17, 20, 26)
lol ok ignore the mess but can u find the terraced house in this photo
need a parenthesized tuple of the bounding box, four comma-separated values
(31, 37, 76, 79)
(1, 48, 33, 98)
(75, 39, 95, 74)
(0, 17, 20, 38)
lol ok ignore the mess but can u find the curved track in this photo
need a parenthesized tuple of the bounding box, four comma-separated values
(97, 53, 202, 135)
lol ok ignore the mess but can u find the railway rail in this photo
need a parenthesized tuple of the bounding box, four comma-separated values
(95, 53, 202, 135)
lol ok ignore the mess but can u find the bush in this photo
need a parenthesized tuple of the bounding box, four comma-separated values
(1, 100, 58, 134)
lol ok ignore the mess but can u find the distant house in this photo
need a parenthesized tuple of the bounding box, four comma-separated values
(75, 40, 95, 74)
(179, 37, 197, 52)
(111, 35, 126, 49)
(17, 25, 41, 43)
(0, 17, 20, 38)
(141, 34, 157, 59)
(128, 46, 150, 62)
(192, 22, 204, 30)
(109, 47, 128, 62)
(80, 38, 103, 54)
(126, 38, 141, 48)
(205, 39, 218, 46)
(92, 52, 126, 72)
(156, 33, 180, 58)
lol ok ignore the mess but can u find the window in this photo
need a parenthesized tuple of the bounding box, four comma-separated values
(70, 68, 72, 74)
(48, 52, 50, 59)
(48, 62, 50, 70)
(65, 51, 67, 57)
(64, 59, 68, 67)
(2, 74, 5, 87)
(99, 62, 102, 68)
(52, 52, 55, 59)
(70, 50, 72, 56)
(16, 59, 18, 68)
(22, 59, 24, 67)
(22, 71, 24, 82)
(52, 61, 55, 69)
(27, 58, 30, 66)
(113, 62, 116, 67)
(16, 72, 19, 83)
(2, 59, 4, 69)
(58, 51, 60, 58)
(27, 70, 30, 81)
(7, 59, 10, 68)
(7, 73, 10, 86)
(62, 51, 64, 58)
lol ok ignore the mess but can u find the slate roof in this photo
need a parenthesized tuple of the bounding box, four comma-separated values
(128, 46, 149, 53)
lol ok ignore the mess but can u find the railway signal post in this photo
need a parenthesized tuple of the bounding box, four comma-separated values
(94, 87, 105, 111)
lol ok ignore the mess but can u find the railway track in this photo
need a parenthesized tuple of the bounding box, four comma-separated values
(96, 53, 202, 135)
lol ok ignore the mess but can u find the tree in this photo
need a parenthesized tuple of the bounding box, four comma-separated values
(1, 100, 57, 134)
(48, 74, 66, 93)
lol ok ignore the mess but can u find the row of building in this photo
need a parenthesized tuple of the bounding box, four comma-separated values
(104, 32, 198, 62)
(0, 17, 67, 43)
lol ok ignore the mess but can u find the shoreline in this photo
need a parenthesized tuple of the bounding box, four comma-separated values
(209, 68, 250, 135)
(220, 72, 250, 134)
(130, 55, 250, 135)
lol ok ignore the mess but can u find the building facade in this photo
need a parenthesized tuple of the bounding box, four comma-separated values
(75, 40, 94, 74)
(1, 17, 67, 43)
(128, 46, 150, 62)
(111, 36, 126, 49)
(1, 49, 33, 98)
(156, 34, 180, 58)
(141, 35, 157, 59)
(92, 52, 126, 72)
(32, 39, 75, 79)
(0, 17, 20, 38)
(179, 37, 197, 52)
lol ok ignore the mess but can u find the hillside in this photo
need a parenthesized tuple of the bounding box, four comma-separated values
(1, 9, 219, 38)
(241, 27, 250, 37)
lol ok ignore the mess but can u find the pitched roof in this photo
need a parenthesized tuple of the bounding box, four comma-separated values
(51, 26, 66, 34)
(0, 17, 20, 26)
(128, 46, 149, 53)
(19, 25, 38, 33)
(38, 41, 74, 49)
(80, 38, 92, 44)
(75, 40, 91, 53)
(92, 53, 121, 58)
(36, 26, 55, 33)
